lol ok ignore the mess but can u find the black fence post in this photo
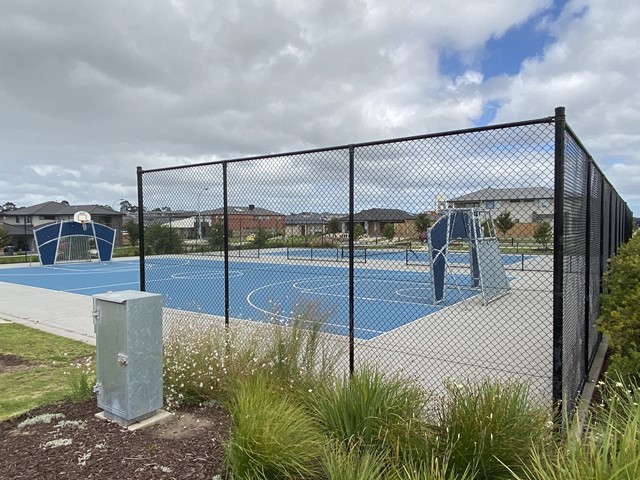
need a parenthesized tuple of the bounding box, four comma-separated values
(137, 166, 146, 292)
(599, 175, 606, 293)
(349, 145, 355, 376)
(583, 160, 593, 381)
(552, 106, 566, 412)
(223, 163, 230, 327)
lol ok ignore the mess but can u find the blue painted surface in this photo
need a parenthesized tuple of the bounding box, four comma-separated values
(0, 257, 483, 340)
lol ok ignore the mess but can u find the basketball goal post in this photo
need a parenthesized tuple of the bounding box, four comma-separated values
(34, 211, 117, 266)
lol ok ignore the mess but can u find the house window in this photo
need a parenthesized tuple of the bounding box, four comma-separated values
(486, 200, 501, 209)
(15, 216, 21, 223)
(538, 199, 551, 208)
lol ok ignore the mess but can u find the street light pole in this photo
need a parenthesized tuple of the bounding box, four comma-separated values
(197, 187, 209, 243)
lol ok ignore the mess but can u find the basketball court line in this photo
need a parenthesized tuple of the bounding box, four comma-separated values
(0, 257, 485, 340)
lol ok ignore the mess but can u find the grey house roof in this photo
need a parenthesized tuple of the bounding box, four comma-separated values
(340, 208, 416, 222)
(206, 206, 283, 216)
(3, 201, 125, 217)
(448, 187, 554, 202)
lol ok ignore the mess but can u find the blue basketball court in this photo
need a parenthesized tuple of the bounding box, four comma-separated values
(0, 255, 494, 340)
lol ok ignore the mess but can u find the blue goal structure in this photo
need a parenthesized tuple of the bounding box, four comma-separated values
(426, 208, 510, 305)
(34, 211, 116, 266)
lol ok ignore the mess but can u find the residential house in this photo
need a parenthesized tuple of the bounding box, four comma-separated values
(207, 206, 285, 239)
(284, 212, 344, 237)
(340, 208, 417, 237)
(447, 187, 554, 237)
(1, 201, 126, 252)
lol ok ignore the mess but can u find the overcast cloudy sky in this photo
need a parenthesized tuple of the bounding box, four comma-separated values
(0, 0, 638, 214)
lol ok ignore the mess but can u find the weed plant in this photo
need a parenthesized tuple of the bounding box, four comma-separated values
(436, 378, 551, 480)
(67, 356, 95, 403)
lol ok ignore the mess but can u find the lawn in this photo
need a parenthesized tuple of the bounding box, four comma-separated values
(0, 321, 95, 421)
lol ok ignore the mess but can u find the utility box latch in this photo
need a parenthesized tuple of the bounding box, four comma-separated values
(117, 353, 129, 367)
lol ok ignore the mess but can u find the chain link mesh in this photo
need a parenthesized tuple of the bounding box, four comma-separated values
(138, 115, 632, 410)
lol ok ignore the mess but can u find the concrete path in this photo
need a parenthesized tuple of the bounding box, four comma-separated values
(0, 280, 96, 345)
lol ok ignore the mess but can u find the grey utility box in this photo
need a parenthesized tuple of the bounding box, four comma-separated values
(92, 290, 163, 427)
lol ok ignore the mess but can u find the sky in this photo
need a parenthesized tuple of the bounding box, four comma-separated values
(0, 0, 638, 215)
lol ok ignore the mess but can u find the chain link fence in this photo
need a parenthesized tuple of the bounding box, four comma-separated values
(138, 107, 633, 414)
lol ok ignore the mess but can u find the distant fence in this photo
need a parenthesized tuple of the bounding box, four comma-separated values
(138, 106, 633, 416)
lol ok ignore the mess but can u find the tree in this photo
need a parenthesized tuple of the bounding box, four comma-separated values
(414, 213, 432, 235)
(2, 202, 16, 212)
(253, 227, 270, 248)
(144, 223, 183, 255)
(382, 223, 395, 241)
(0, 227, 12, 248)
(208, 223, 225, 248)
(123, 219, 140, 247)
(119, 200, 133, 212)
(494, 211, 515, 236)
(354, 223, 365, 239)
(61, 200, 70, 206)
(326, 218, 341, 236)
(533, 221, 552, 250)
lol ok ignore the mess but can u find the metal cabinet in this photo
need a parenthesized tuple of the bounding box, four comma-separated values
(92, 290, 163, 426)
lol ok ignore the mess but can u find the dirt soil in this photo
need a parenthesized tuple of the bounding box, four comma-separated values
(0, 396, 232, 479)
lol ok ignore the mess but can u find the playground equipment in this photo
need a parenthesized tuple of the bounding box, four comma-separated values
(426, 208, 510, 305)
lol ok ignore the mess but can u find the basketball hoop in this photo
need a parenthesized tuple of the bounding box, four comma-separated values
(73, 211, 92, 231)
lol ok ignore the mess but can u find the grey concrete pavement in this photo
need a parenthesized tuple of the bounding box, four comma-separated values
(0, 281, 96, 345)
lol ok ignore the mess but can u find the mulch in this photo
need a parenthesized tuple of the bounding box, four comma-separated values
(0, 397, 232, 480)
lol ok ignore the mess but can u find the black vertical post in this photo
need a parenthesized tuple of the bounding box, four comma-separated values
(223, 163, 230, 327)
(552, 106, 566, 411)
(599, 175, 606, 293)
(136, 166, 146, 291)
(348, 145, 355, 376)
(583, 160, 593, 379)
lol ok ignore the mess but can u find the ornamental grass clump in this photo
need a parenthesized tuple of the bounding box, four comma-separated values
(513, 378, 640, 480)
(263, 302, 339, 391)
(321, 441, 387, 480)
(306, 366, 431, 464)
(436, 378, 551, 480)
(224, 373, 325, 480)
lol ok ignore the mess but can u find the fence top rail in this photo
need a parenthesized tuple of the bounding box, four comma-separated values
(137, 115, 555, 174)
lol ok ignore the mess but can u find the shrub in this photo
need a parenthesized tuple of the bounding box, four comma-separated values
(225, 373, 324, 479)
(436, 378, 551, 480)
(163, 303, 340, 409)
(513, 378, 640, 479)
(597, 232, 640, 379)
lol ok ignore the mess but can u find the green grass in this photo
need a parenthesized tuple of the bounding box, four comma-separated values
(0, 322, 95, 420)
(0, 254, 39, 264)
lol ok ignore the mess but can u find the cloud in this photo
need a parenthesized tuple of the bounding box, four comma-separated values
(485, 0, 640, 212)
(0, 0, 636, 216)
